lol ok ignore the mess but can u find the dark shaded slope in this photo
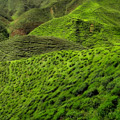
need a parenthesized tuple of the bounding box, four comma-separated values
(0, 35, 84, 61)
(1, 47, 120, 119)
(0, 21, 9, 42)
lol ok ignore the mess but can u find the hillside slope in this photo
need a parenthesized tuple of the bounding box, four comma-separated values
(1, 47, 120, 120)
(30, 0, 120, 48)
(0, 35, 84, 61)
(0, 0, 87, 36)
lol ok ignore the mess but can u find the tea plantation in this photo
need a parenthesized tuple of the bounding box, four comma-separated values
(0, 0, 120, 119)
(1, 47, 120, 119)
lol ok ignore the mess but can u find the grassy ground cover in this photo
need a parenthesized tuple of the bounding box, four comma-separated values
(1, 47, 120, 119)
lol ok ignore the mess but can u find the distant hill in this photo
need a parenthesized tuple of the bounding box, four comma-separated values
(0, 0, 86, 36)
(0, 21, 9, 42)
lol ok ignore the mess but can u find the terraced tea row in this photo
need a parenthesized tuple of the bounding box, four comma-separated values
(1, 47, 120, 119)
(0, 35, 84, 61)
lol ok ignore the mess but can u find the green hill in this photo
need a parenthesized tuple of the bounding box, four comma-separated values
(9, 8, 53, 36)
(1, 47, 120, 120)
(9, 0, 86, 36)
(0, 0, 56, 18)
(0, 0, 86, 36)
(0, 35, 84, 61)
(30, 0, 120, 48)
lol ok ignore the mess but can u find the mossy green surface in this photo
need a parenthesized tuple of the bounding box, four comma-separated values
(1, 47, 120, 119)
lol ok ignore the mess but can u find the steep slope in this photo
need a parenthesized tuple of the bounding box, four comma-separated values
(1, 47, 120, 120)
(30, 0, 120, 48)
(0, 35, 84, 61)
